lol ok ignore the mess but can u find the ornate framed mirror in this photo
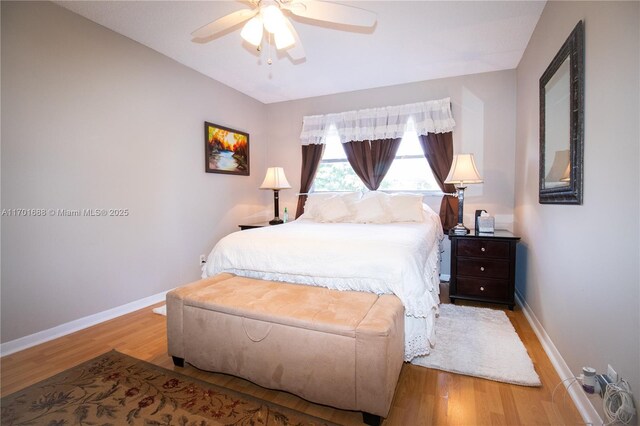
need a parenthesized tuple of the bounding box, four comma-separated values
(539, 21, 584, 204)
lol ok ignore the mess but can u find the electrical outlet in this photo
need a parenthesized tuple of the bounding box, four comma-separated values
(199, 254, 207, 265)
(596, 374, 612, 398)
(607, 364, 618, 383)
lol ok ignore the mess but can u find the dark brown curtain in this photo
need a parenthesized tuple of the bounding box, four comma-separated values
(342, 138, 401, 190)
(418, 133, 458, 231)
(295, 144, 326, 218)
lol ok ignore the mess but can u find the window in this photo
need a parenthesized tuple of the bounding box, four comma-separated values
(312, 119, 441, 193)
(313, 125, 365, 192)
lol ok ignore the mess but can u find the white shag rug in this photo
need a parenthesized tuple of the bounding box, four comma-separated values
(152, 304, 166, 316)
(412, 304, 541, 386)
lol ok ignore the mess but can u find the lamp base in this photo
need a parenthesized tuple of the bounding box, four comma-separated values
(269, 218, 283, 225)
(451, 223, 469, 235)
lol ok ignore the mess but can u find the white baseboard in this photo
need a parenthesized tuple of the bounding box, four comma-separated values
(0, 290, 170, 357)
(440, 273, 451, 281)
(515, 291, 602, 425)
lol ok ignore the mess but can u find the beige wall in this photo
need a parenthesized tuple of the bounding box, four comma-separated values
(1, 1, 268, 342)
(515, 0, 639, 413)
(265, 70, 518, 274)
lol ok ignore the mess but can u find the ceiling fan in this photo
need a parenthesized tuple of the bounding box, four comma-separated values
(191, 0, 377, 63)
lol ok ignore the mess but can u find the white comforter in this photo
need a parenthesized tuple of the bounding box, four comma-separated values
(202, 213, 443, 361)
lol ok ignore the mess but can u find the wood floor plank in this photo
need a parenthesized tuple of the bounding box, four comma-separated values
(1, 287, 583, 425)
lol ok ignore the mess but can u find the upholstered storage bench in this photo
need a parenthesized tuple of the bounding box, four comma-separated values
(167, 273, 404, 425)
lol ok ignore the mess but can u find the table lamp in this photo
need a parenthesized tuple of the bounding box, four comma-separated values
(445, 154, 483, 235)
(560, 163, 571, 182)
(260, 167, 291, 225)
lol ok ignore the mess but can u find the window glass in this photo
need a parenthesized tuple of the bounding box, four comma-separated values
(312, 125, 365, 192)
(312, 120, 441, 193)
(378, 129, 440, 191)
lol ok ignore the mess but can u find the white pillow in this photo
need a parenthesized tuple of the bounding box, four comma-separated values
(352, 195, 391, 223)
(387, 194, 425, 222)
(302, 192, 362, 220)
(422, 203, 438, 217)
(315, 196, 353, 222)
(302, 193, 337, 219)
(338, 191, 363, 208)
(363, 190, 389, 200)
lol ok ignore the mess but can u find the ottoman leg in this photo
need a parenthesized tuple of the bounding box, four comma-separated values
(172, 356, 184, 367)
(362, 412, 382, 426)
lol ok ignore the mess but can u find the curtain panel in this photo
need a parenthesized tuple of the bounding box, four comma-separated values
(419, 133, 458, 231)
(295, 144, 325, 218)
(342, 138, 401, 190)
(299, 98, 456, 145)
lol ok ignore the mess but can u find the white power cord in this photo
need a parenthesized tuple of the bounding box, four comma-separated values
(552, 374, 636, 426)
(603, 379, 636, 425)
(551, 376, 592, 425)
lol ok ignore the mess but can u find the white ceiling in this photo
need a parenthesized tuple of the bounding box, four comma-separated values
(56, 1, 545, 104)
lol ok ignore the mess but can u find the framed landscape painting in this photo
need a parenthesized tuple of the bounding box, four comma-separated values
(204, 122, 249, 175)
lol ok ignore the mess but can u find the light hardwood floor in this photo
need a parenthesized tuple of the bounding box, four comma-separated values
(1, 285, 582, 425)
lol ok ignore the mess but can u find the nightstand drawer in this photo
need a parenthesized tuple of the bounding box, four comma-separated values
(456, 277, 509, 300)
(449, 230, 520, 309)
(457, 239, 509, 259)
(456, 258, 509, 279)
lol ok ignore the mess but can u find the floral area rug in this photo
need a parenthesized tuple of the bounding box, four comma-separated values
(1, 350, 337, 425)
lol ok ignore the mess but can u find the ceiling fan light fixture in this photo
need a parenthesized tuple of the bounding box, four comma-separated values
(192, 0, 378, 63)
(240, 15, 263, 46)
(262, 5, 287, 35)
(274, 27, 295, 49)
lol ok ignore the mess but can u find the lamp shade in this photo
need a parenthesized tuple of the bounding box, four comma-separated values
(545, 149, 570, 182)
(240, 15, 264, 47)
(274, 26, 295, 49)
(260, 167, 291, 190)
(560, 163, 571, 182)
(444, 154, 483, 185)
(262, 5, 287, 34)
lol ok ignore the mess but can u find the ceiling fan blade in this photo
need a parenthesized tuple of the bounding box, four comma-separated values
(283, 19, 305, 61)
(282, 0, 376, 27)
(191, 9, 257, 42)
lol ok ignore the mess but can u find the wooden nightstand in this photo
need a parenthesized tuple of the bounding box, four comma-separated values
(238, 222, 271, 231)
(238, 222, 284, 231)
(448, 230, 520, 310)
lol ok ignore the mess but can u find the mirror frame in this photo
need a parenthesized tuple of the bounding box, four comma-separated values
(539, 20, 584, 204)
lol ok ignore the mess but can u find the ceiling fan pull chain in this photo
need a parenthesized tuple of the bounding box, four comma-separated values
(267, 31, 273, 65)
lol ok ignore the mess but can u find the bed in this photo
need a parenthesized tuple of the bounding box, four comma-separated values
(202, 192, 444, 361)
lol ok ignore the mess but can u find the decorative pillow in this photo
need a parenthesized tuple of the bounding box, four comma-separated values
(302, 193, 338, 219)
(352, 195, 391, 223)
(338, 191, 363, 208)
(387, 194, 425, 222)
(363, 190, 389, 200)
(315, 196, 353, 222)
(302, 192, 362, 220)
(422, 202, 438, 217)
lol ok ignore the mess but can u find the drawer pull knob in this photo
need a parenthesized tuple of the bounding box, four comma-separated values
(480, 266, 485, 272)
(481, 247, 486, 252)
(480, 286, 485, 291)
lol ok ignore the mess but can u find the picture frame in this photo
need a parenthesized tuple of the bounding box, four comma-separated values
(204, 122, 250, 176)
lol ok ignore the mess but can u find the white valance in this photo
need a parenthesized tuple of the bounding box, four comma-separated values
(299, 97, 455, 145)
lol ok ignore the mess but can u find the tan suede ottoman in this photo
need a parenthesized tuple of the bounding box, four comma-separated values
(167, 273, 404, 424)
